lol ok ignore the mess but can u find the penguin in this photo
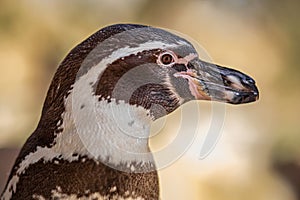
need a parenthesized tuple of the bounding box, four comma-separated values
(1, 24, 259, 200)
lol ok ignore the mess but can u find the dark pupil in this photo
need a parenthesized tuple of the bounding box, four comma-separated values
(161, 54, 173, 65)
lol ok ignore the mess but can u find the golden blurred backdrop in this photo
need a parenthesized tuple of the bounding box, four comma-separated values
(0, 0, 300, 199)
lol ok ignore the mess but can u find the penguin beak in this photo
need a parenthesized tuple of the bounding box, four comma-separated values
(174, 59, 259, 104)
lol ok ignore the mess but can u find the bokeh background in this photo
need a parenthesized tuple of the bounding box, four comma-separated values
(0, 0, 299, 199)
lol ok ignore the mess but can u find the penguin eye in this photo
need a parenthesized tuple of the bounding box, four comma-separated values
(158, 52, 176, 66)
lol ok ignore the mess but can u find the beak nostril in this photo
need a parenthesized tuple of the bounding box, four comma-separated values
(244, 78, 255, 85)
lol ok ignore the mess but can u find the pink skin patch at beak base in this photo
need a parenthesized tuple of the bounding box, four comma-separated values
(175, 53, 198, 66)
(174, 70, 211, 100)
(172, 53, 211, 100)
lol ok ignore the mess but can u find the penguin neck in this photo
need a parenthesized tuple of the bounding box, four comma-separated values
(63, 91, 156, 171)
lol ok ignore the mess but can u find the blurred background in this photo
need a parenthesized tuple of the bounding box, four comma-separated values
(0, 0, 299, 199)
